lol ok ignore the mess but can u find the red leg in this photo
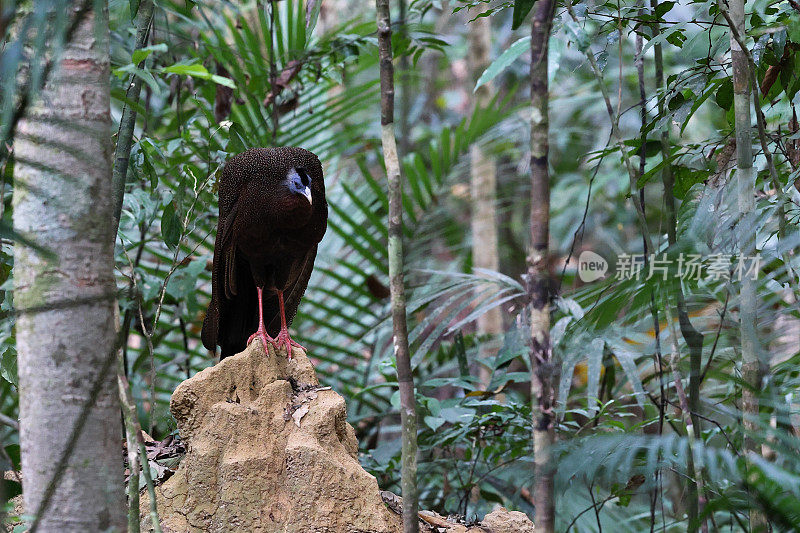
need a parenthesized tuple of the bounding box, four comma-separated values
(274, 290, 305, 359)
(247, 287, 276, 355)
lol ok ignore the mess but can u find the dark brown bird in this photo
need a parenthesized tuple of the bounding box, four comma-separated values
(201, 147, 327, 359)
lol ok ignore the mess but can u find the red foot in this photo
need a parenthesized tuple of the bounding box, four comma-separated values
(247, 326, 276, 356)
(274, 328, 305, 360)
(248, 287, 304, 359)
(273, 290, 304, 359)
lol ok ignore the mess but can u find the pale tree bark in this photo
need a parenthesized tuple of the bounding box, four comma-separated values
(376, 0, 419, 531)
(467, 6, 502, 386)
(528, 1, 557, 531)
(12, 3, 125, 531)
(726, 1, 764, 530)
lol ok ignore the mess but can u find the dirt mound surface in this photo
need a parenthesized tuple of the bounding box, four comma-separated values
(141, 342, 401, 533)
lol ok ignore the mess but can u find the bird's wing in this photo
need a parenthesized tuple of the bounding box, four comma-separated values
(201, 298, 219, 353)
(218, 202, 240, 299)
(218, 253, 258, 358)
(208, 215, 259, 357)
(265, 245, 318, 337)
(201, 213, 225, 352)
(201, 201, 241, 352)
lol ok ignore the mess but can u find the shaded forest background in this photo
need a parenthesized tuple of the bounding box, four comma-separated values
(2, 0, 800, 530)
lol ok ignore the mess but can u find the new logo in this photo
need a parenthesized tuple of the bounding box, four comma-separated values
(578, 250, 608, 282)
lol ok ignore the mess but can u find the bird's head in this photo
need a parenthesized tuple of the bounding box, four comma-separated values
(275, 165, 315, 225)
(270, 147, 325, 228)
(225, 147, 326, 229)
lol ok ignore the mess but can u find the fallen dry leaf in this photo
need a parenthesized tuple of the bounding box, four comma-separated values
(292, 403, 310, 427)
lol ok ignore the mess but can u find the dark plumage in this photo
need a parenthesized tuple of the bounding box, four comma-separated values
(201, 147, 327, 359)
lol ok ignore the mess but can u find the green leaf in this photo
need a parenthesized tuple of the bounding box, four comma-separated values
(160, 201, 181, 249)
(773, 29, 786, 60)
(209, 75, 236, 89)
(163, 63, 236, 88)
(3, 444, 20, 471)
(673, 166, 706, 199)
(2, 478, 21, 499)
(1, 347, 17, 388)
(132, 43, 167, 65)
(164, 63, 210, 76)
(654, 1, 675, 18)
(474, 37, 530, 92)
(141, 149, 157, 190)
(114, 64, 160, 92)
(665, 29, 686, 48)
(715, 78, 733, 110)
(512, 0, 536, 30)
(440, 406, 474, 423)
(424, 416, 445, 431)
(565, 20, 591, 52)
(788, 13, 800, 43)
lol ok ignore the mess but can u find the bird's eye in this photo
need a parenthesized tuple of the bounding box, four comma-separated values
(296, 167, 311, 187)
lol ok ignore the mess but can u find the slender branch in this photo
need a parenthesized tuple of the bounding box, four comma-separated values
(719, 4, 767, 529)
(268, 1, 279, 138)
(700, 291, 730, 383)
(112, 0, 155, 234)
(588, 480, 603, 533)
(0, 412, 19, 430)
(529, 1, 558, 531)
(376, 0, 419, 531)
(564, 0, 654, 255)
(118, 351, 141, 533)
(718, 5, 779, 189)
(117, 356, 162, 533)
(662, 398, 740, 454)
(137, 433, 161, 532)
(664, 306, 701, 531)
(559, 132, 613, 292)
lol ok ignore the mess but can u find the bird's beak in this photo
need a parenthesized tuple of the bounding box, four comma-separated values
(302, 186, 312, 205)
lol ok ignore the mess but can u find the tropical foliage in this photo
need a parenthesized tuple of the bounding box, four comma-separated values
(3, 0, 800, 530)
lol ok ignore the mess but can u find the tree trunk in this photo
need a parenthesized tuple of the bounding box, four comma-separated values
(376, 0, 419, 531)
(528, 1, 557, 531)
(12, 4, 125, 531)
(467, 6, 502, 385)
(727, 1, 764, 530)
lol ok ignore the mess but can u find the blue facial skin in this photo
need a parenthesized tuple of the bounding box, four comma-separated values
(286, 168, 313, 205)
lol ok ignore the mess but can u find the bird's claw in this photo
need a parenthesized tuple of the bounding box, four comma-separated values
(274, 330, 304, 360)
(247, 329, 275, 357)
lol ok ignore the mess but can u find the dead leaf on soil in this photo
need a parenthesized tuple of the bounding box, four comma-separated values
(292, 403, 310, 427)
(282, 385, 331, 426)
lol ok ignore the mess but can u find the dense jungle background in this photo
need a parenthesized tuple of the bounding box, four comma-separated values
(2, 0, 800, 530)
